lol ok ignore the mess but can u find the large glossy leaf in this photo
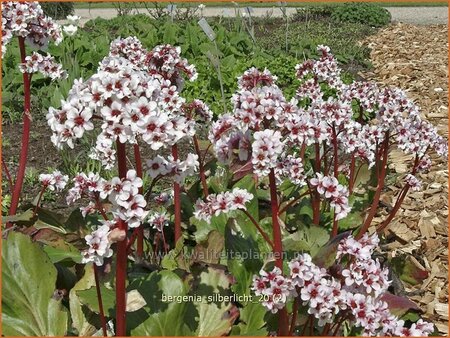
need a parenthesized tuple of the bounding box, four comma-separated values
(283, 226, 330, 257)
(130, 270, 192, 336)
(69, 264, 100, 336)
(2, 232, 68, 336)
(380, 292, 421, 317)
(189, 266, 239, 336)
(232, 175, 259, 239)
(231, 302, 267, 336)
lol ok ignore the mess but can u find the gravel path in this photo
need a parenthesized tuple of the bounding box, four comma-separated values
(70, 6, 448, 26)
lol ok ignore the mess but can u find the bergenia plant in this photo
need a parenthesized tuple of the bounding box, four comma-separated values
(46, 36, 210, 335)
(2, 1, 66, 226)
(192, 45, 446, 335)
(2, 4, 446, 332)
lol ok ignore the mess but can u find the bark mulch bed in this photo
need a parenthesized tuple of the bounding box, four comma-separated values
(361, 23, 448, 335)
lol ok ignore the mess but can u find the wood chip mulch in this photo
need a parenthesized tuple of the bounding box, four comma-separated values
(360, 23, 448, 335)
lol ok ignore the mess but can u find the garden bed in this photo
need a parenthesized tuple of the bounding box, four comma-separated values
(2, 4, 448, 336)
(360, 22, 449, 335)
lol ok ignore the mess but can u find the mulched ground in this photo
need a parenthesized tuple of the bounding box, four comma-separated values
(361, 23, 448, 334)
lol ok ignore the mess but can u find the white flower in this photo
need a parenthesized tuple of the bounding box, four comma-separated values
(66, 15, 81, 24)
(63, 24, 78, 36)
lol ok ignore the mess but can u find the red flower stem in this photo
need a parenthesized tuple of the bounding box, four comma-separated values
(32, 185, 47, 217)
(2, 157, 14, 192)
(377, 155, 419, 233)
(242, 209, 274, 249)
(268, 169, 289, 336)
(278, 189, 311, 215)
(201, 143, 212, 164)
(332, 126, 339, 177)
(330, 128, 340, 238)
(376, 185, 410, 233)
(356, 132, 389, 240)
(172, 144, 182, 242)
(193, 135, 209, 197)
(331, 315, 347, 336)
(289, 293, 300, 335)
(300, 314, 313, 336)
(348, 154, 356, 194)
(133, 143, 144, 260)
(8, 36, 31, 228)
(94, 195, 109, 220)
(93, 264, 108, 337)
(160, 228, 168, 255)
(321, 323, 331, 336)
(115, 141, 128, 337)
(314, 142, 321, 172)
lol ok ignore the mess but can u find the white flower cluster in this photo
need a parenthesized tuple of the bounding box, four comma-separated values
(252, 234, 434, 336)
(19, 51, 67, 80)
(209, 68, 309, 181)
(47, 37, 204, 175)
(148, 212, 169, 232)
(2, 1, 63, 56)
(275, 155, 306, 186)
(405, 174, 422, 191)
(67, 170, 148, 229)
(146, 153, 199, 184)
(293, 46, 448, 169)
(146, 44, 198, 84)
(62, 15, 80, 37)
(310, 173, 351, 220)
(251, 129, 284, 177)
(107, 170, 149, 228)
(193, 188, 254, 222)
(38, 170, 68, 191)
(72, 170, 150, 264)
(81, 224, 113, 266)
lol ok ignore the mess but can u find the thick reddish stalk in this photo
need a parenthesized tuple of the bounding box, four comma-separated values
(133, 144, 144, 259)
(332, 126, 339, 177)
(278, 189, 311, 215)
(193, 135, 209, 197)
(289, 293, 300, 336)
(348, 154, 356, 194)
(377, 185, 410, 233)
(242, 209, 274, 249)
(377, 155, 419, 233)
(32, 185, 47, 217)
(172, 144, 182, 242)
(356, 132, 389, 239)
(8, 37, 31, 227)
(93, 265, 108, 336)
(115, 141, 128, 337)
(268, 169, 289, 336)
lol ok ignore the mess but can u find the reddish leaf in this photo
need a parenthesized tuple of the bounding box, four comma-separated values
(380, 292, 421, 317)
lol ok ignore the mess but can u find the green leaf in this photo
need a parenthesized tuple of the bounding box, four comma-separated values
(232, 302, 267, 336)
(2, 209, 34, 223)
(189, 266, 239, 336)
(130, 270, 192, 336)
(390, 256, 429, 285)
(191, 212, 228, 243)
(232, 175, 259, 238)
(313, 231, 351, 268)
(2, 232, 68, 336)
(283, 226, 329, 256)
(69, 264, 100, 336)
(43, 241, 82, 263)
(77, 284, 115, 316)
(338, 211, 363, 230)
